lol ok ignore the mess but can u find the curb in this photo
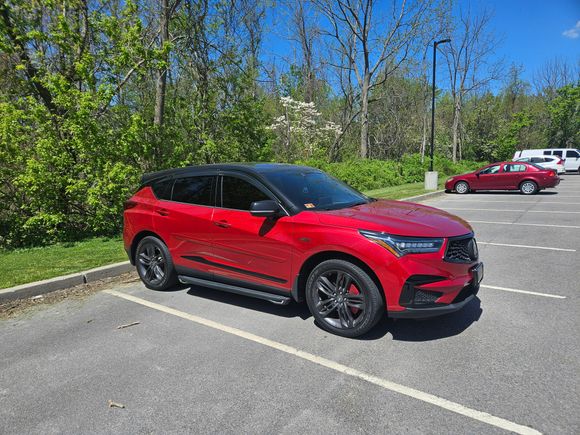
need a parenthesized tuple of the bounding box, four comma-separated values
(400, 189, 446, 202)
(0, 261, 133, 303)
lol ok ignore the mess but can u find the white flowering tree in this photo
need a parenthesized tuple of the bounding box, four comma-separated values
(269, 96, 342, 160)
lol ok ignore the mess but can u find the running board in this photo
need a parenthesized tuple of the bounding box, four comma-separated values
(178, 275, 292, 305)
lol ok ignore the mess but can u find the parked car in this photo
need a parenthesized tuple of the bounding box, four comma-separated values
(513, 149, 580, 173)
(124, 164, 483, 338)
(514, 156, 565, 174)
(445, 162, 560, 195)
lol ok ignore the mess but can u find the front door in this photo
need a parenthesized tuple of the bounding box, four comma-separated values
(473, 164, 502, 190)
(208, 174, 293, 292)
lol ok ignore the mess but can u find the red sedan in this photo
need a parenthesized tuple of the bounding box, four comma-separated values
(445, 162, 560, 195)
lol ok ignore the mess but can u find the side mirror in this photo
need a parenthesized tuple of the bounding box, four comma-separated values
(250, 200, 282, 218)
(475, 172, 480, 177)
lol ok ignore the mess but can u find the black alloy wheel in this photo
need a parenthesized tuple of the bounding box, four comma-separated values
(135, 236, 177, 290)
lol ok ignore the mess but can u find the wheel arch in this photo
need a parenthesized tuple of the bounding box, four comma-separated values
(130, 230, 166, 265)
(454, 179, 470, 189)
(292, 250, 386, 308)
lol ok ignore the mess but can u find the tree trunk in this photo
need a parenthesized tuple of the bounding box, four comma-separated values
(154, 0, 169, 127)
(360, 73, 370, 158)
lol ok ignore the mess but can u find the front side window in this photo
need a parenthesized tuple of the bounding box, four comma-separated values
(566, 150, 579, 158)
(262, 169, 369, 211)
(504, 164, 527, 172)
(172, 176, 214, 206)
(479, 165, 501, 175)
(221, 176, 271, 211)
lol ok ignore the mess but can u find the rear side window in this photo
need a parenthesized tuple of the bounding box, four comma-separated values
(221, 176, 270, 211)
(553, 150, 563, 157)
(566, 150, 579, 158)
(530, 157, 544, 163)
(504, 164, 527, 172)
(151, 179, 173, 200)
(172, 176, 214, 206)
(543, 150, 552, 155)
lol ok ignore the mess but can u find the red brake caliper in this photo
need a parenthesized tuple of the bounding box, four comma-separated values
(348, 284, 360, 314)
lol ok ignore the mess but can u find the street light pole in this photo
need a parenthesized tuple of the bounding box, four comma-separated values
(429, 38, 451, 172)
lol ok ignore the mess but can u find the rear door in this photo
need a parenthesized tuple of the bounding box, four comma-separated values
(503, 163, 528, 189)
(564, 149, 580, 171)
(154, 174, 217, 278)
(208, 173, 294, 292)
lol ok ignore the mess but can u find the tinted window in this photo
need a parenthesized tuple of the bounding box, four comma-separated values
(553, 150, 563, 157)
(504, 164, 526, 172)
(221, 176, 270, 210)
(479, 165, 501, 175)
(172, 176, 214, 206)
(566, 150, 579, 158)
(543, 150, 552, 155)
(151, 179, 173, 200)
(530, 157, 544, 163)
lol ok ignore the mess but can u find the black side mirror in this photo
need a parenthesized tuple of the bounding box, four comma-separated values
(250, 200, 282, 218)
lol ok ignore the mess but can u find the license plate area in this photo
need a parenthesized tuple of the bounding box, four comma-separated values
(471, 263, 484, 285)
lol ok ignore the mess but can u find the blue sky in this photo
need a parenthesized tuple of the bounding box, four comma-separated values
(262, 0, 580, 92)
(476, 0, 580, 82)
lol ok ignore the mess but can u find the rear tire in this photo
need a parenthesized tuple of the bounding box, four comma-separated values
(135, 236, 178, 290)
(305, 259, 384, 338)
(519, 180, 538, 195)
(455, 181, 469, 194)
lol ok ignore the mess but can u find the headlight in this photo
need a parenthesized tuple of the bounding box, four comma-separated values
(447, 177, 455, 182)
(360, 230, 444, 257)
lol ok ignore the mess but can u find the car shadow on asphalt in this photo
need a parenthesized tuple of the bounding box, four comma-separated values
(183, 284, 483, 341)
(184, 285, 312, 320)
(357, 297, 483, 342)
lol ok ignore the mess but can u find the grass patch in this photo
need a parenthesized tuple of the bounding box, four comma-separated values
(0, 237, 126, 289)
(364, 180, 446, 200)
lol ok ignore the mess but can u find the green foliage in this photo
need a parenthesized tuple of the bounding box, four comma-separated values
(299, 154, 481, 191)
(546, 85, 579, 149)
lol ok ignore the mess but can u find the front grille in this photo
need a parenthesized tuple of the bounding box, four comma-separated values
(445, 234, 478, 263)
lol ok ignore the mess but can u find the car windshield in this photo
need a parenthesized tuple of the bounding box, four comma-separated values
(262, 169, 370, 211)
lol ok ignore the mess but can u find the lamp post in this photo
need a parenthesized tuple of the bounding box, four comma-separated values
(429, 38, 451, 172)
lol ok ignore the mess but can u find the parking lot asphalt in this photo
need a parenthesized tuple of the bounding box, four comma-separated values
(1, 175, 579, 435)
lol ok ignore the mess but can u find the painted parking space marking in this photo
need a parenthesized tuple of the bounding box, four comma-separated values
(442, 199, 580, 205)
(469, 220, 580, 229)
(443, 207, 580, 214)
(104, 289, 541, 435)
(477, 241, 576, 252)
(481, 285, 566, 299)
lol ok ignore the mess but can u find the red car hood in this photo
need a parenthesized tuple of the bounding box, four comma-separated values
(317, 200, 472, 238)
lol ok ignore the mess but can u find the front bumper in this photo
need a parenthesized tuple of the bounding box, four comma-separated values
(388, 261, 483, 319)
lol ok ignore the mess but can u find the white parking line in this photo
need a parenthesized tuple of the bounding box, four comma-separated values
(469, 220, 580, 229)
(443, 200, 580, 205)
(105, 289, 541, 435)
(481, 285, 566, 299)
(478, 241, 576, 252)
(443, 207, 580, 214)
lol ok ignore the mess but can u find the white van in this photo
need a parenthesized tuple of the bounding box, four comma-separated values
(513, 149, 580, 173)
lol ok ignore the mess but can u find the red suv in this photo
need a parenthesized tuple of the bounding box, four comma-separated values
(124, 164, 483, 337)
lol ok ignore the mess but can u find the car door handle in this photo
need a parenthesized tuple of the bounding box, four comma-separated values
(213, 220, 231, 228)
(156, 208, 170, 216)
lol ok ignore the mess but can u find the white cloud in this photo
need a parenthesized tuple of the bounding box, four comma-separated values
(563, 21, 580, 39)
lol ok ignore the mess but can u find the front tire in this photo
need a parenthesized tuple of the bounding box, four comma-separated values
(455, 181, 469, 194)
(519, 180, 538, 195)
(305, 259, 384, 338)
(135, 236, 177, 290)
